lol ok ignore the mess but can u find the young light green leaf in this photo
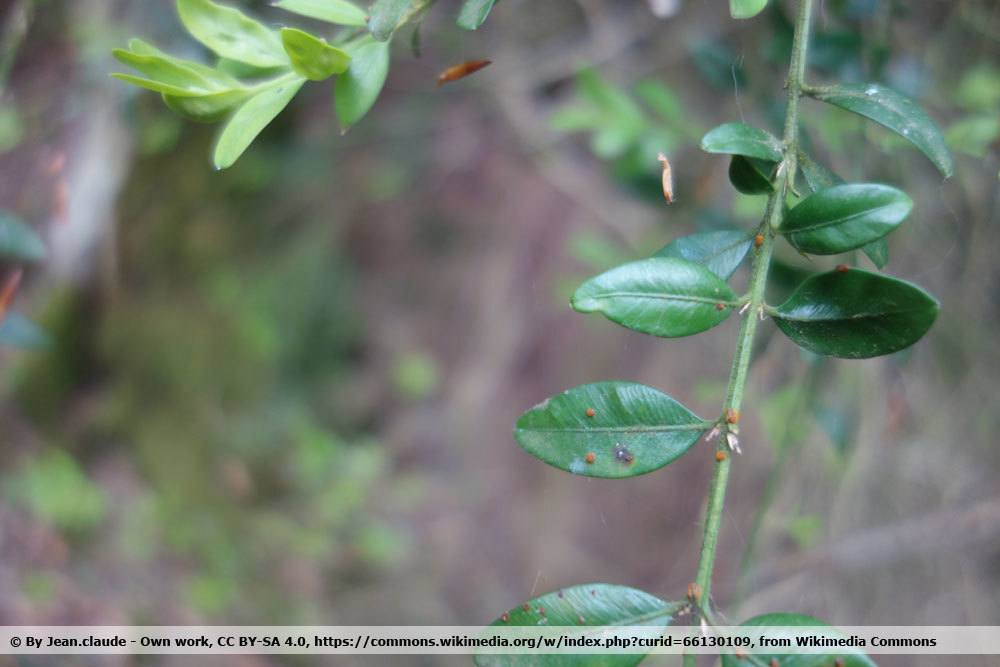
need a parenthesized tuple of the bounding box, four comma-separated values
(457, 0, 497, 30)
(163, 89, 253, 122)
(773, 268, 939, 359)
(0, 211, 46, 262)
(654, 230, 753, 280)
(701, 122, 783, 161)
(722, 613, 877, 667)
(113, 49, 219, 94)
(477, 584, 685, 667)
(514, 382, 709, 479)
(730, 0, 768, 19)
(125, 38, 242, 87)
(334, 38, 390, 131)
(0, 312, 51, 349)
(213, 76, 305, 169)
(808, 83, 954, 177)
(728, 155, 775, 194)
(280, 28, 351, 81)
(273, 0, 367, 26)
(176, 0, 288, 68)
(781, 183, 912, 255)
(367, 0, 412, 40)
(572, 257, 737, 338)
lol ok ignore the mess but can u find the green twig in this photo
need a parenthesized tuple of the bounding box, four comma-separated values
(683, 0, 814, 663)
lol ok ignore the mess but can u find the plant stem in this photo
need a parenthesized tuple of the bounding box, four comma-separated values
(683, 2, 814, 661)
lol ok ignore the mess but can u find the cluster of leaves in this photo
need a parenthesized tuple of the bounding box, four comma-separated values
(113, 0, 498, 169)
(486, 4, 952, 666)
(0, 210, 48, 349)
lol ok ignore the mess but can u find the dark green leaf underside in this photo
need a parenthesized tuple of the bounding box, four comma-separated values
(701, 122, 783, 161)
(721, 613, 878, 667)
(514, 381, 708, 478)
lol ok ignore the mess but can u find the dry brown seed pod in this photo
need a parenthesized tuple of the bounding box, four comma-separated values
(437, 59, 492, 85)
(657, 152, 674, 204)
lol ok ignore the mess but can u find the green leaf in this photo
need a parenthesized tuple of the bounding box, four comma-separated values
(654, 230, 752, 280)
(721, 613, 877, 667)
(213, 76, 305, 169)
(573, 257, 737, 338)
(457, 0, 497, 30)
(773, 268, 938, 359)
(477, 584, 684, 667)
(728, 155, 775, 194)
(334, 38, 390, 131)
(797, 150, 842, 193)
(0, 211, 46, 262)
(781, 183, 911, 255)
(176, 0, 288, 68)
(701, 122, 783, 161)
(862, 238, 889, 269)
(163, 89, 253, 122)
(273, 0, 367, 26)
(367, 0, 411, 40)
(730, 0, 768, 19)
(514, 382, 708, 478)
(125, 38, 242, 87)
(945, 114, 1000, 159)
(0, 312, 50, 349)
(808, 83, 954, 178)
(280, 28, 351, 81)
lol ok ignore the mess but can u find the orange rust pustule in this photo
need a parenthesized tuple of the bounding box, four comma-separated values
(836, 264, 850, 273)
(754, 233, 765, 247)
(500, 613, 509, 623)
(715, 302, 726, 311)
(585, 452, 596, 464)
(686, 582, 702, 602)
(585, 407, 596, 418)
(725, 408, 740, 424)
(437, 59, 492, 85)
(715, 450, 727, 462)
(770, 660, 780, 667)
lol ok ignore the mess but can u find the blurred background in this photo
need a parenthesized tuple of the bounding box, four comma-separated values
(1, 0, 999, 665)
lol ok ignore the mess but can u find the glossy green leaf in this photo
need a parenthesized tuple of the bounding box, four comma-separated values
(457, 0, 496, 30)
(654, 230, 752, 280)
(273, 0, 367, 26)
(0, 312, 50, 349)
(773, 268, 938, 359)
(514, 382, 708, 478)
(781, 183, 911, 255)
(163, 89, 252, 122)
(722, 613, 877, 667)
(808, 83, 954, 177)
(367, 0, 411, 40)
(477, 584, 684, 667)
(701, 122, 783, 161)
(572, 257, 736, 338)
(213, 76, 305, 169)
(334, 38, 390, 131)
(729, 155, 775, 194)
(730, 0, 768, 19)
(280, 28, 351, 81)
(796, 154, 889, 268)
(0, 211, 46, 262)
(176, 0, 288, 68)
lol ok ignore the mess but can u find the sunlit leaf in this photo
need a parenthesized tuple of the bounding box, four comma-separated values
(177, 0, 288, 68)
(808, 83, 953, 177)
(722, 613, 877, 667)
(273, 0, 367, 26)
(334, 38, 390, 131)
(0, 211, 46, 262)
(477, 584, 685, 667)
(213, 76, 305, 169)
(367, 0, 411, 40)
(457, 0, 497, 30)
(701, 122, 783, 161)
(781, 183, 911, 255)
(514, 382, 709, 478)
(773, 268, 938, 359)
(572, 257, 737, 338)
(280, 28, 351, 81)
(163, 89, 252, 122)
(654, 230, 753, 280)
(730, 0, 768, 19)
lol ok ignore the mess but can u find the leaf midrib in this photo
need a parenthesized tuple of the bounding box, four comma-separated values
(785, 201, 902, 236)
